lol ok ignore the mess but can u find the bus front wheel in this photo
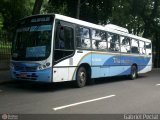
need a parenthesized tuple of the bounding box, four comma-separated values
(130, 65, 137, 80)
(75, 67, 87, 88)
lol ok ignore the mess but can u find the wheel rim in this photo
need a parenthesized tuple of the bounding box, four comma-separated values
(132, 70, 136, 78)
(132, 67, 136, 79)
(79, 71, 86, 84)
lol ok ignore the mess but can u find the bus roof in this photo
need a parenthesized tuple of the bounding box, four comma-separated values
(55, 14, 105, 31)
(54, 14, 151, 43)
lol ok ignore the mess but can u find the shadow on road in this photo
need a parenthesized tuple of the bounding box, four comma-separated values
(94, 75, 147, 85)
(1, 75, 148, 93)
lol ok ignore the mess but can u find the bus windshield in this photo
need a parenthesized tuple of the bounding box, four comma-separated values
(12, 16, 53, 61)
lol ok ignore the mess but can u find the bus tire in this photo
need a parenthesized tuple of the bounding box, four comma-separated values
(75, 66, 87, 88)
(130, 65, 137, 80)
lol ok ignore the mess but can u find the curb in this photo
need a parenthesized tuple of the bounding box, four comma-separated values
(152, 68, 160, 70)
(0, 70, 11, 84)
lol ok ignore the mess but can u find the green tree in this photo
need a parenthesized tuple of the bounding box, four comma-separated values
(0, 13, 3, 31)
(0, 0, 34, 33)
(43, 0, 68, 15)
(32, 0, 44, 15)
(43, 0, 112, 24)
(79, 0, 112, 24)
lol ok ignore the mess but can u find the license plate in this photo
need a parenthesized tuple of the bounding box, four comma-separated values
(19, 73, 27, 77)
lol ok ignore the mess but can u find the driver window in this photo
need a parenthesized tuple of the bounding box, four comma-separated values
(55, 23, 74, 50)
(54, 21, 74, 62)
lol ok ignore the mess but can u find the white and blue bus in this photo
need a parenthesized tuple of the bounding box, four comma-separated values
(11, 14, 152, 87)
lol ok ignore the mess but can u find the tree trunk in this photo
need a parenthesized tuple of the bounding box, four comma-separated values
(32, 0, 43, 15)
(76, 0, 81, 19)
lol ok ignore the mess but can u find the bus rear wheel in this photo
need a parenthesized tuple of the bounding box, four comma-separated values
(75, 67, 87, 88)
(130, 65, 137, 80)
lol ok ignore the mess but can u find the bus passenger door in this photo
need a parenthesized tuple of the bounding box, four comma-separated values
(53, 20, 75, 82)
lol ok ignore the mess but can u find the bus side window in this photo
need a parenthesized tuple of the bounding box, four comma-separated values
(131, 39, 139, 54)
(145, 42, 152, 55)
(55, 23, 64, 49)
(139, 41, 145, 55)
(107, 33, 120, 52)
(76, 26, 91, 49)
(120, 36, 131, 53)
(131, 47, 139, 54)
(92, 29, 107, 50)
(55, 23, 74, 50)
(64, 27, 74, 50)
(54, 21, 74, 62)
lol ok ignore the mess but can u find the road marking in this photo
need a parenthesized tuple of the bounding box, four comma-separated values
(156, 84, 160, 86)
(53, 94, 116, 111)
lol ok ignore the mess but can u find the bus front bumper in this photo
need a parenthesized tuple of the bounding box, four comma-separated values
(10, 67, 52, 83)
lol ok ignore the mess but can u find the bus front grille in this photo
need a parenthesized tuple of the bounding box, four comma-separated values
(15, 66, 37, 72)
(15, 73, 38, 80)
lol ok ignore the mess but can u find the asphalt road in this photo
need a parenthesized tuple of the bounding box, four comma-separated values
(0, 69, 160, 114)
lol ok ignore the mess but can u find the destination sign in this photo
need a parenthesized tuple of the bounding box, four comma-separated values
(30, 17, 51, 23)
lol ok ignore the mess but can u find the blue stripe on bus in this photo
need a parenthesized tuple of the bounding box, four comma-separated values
(77, 53, 151, 78)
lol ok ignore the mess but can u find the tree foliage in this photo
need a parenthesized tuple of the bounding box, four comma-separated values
(0, 0, 34, 32)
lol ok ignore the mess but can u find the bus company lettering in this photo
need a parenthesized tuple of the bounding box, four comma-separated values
(92, 58, 102, 62)
(113, 58, 131, 64)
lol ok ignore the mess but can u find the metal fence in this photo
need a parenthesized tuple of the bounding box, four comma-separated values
(0, 32, 11, 70)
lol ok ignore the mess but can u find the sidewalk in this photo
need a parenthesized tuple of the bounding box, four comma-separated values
(0, 70, 11, 84)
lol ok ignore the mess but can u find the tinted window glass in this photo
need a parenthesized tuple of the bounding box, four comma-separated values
(54, 21, 74, 62)
(76, 26, 91, 49)
(107, 33, 120, 52)
(146, 42, 152, 55)
(120, 36, 131, 53)
(92, 30, 107, 50)
(55, 25, 74, 50)
(139, 41, 145, 54)
(131, 39, 139, 54)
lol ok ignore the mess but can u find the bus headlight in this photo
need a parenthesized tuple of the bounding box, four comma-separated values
(10, 63, 14, 69)
(37, 62, 50, 70)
